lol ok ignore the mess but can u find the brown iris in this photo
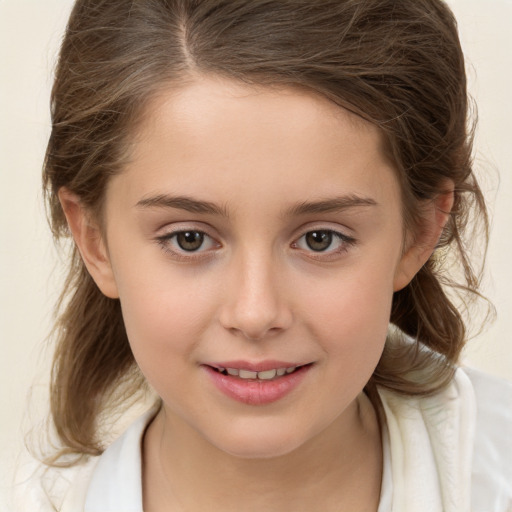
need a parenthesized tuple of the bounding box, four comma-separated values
(305, 231, 333, 251)
(176, 231, 204, 251)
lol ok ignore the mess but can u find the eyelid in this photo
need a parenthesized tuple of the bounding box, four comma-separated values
(154, 219, 217, 235)
(291, 221, 356, 243)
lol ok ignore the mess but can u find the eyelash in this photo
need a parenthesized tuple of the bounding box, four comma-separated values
(155, 229, 219, 261)
(291, 229, 356, 260)
(155, 228, 356, 261)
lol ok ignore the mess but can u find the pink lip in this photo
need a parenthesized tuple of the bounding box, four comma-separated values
(202, 362, 312, 405)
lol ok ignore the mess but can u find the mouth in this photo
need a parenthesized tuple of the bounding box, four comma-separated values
(209, 364, 310, 381)
(203, 362, 313, 405)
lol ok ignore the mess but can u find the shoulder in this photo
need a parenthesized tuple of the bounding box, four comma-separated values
(8, 405, 158, 512)
(9, 454, 99, 512)
(464, 367, 512, 510)
(378, 368, 477, 510)
(378, 367, 512, 511)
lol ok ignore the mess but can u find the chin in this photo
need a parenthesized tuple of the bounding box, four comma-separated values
(206, 422, 311, 460)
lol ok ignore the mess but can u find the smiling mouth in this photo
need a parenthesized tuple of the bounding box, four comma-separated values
(204, 363, 313, 404)
(209, 364, 310, 381)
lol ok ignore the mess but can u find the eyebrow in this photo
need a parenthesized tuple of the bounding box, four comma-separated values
(135, 193, 377, 217)
(135, 194, 229, 217)
(286, 195, 378, 216)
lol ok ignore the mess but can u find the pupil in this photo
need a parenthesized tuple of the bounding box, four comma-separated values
(177, 231, 204, 251)
(306, 231, 332, 251)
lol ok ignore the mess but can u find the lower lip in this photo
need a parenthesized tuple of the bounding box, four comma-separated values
(203, 365, 312, 405)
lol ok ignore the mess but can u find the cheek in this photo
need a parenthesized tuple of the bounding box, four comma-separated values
(297, 260, 396, 364)
(113, 265, 212, 375)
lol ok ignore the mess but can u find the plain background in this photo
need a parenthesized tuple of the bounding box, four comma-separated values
(1, 0, 511, 492)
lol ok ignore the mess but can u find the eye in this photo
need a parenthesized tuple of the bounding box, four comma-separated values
(156, 229, 218, 256)
(293, 229, 355, 255)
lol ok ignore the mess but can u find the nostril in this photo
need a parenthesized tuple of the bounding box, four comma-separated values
(233, 326, 283, 342)
(218, 278, 293, 339)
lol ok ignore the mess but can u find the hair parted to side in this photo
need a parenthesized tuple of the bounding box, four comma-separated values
(43, 0, 489, 461)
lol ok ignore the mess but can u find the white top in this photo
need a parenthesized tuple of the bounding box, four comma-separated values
(8, 368, 512, 511)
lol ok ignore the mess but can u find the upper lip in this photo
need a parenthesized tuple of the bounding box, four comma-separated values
(205, 360, 310, 372)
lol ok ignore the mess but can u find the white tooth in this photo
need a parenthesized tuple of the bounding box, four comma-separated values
(227, 368, 239, 376)
(257, 369, 277, 380)
(286, 366, 297, 374)
(239, 369, 258, 379)
(276, 368, 286, 376)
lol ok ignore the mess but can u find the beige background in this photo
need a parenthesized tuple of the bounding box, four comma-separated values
(1, 0, 511, 491)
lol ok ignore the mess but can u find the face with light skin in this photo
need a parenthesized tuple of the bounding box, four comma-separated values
(61, 76, 451, 463)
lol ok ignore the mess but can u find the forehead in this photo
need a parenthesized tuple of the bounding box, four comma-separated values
(136, 76, 384, 157)
(111, 76, 400, 213)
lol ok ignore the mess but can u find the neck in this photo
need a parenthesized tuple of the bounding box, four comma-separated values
(143, 393, 382, 512)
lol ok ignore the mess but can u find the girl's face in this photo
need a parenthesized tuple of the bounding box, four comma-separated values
(98, 77, 412, 458)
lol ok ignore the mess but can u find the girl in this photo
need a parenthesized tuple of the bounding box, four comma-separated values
(12, 0, 512, 510)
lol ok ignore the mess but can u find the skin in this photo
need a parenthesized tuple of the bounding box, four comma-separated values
(60, 76, 452, 511)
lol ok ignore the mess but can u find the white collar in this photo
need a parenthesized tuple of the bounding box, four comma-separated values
(83, 409, 156, 512)
(378, 368, 476, 512)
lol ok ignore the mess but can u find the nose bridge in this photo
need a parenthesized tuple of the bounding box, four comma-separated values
(220, 244, 291, 340)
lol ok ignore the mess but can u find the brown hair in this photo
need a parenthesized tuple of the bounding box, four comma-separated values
(43, 0, 488, 460)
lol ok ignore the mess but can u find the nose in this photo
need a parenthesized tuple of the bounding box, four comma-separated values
(219, 249, 293, 341)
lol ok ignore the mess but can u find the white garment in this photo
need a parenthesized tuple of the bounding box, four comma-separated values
(8, 368, 512, 511)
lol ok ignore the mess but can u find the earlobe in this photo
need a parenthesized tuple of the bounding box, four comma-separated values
(393, 186, 454, 292)
(58, 188, 119, 299)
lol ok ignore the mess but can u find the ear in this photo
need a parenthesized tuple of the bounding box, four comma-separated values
(393, 184, 454, 292)
(58, 188, 119, 299)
